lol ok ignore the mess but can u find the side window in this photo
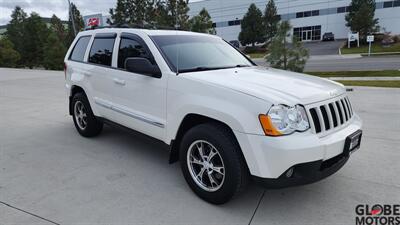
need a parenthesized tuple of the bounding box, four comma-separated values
(89, 37, 116, 66)
(118, 38, 153, 69)
(69, 36, 91, 62)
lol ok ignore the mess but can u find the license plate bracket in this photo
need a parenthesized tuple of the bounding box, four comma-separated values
(344, 130, 362, 156)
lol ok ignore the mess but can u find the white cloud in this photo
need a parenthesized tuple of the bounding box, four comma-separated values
(0, 0, 205, 25)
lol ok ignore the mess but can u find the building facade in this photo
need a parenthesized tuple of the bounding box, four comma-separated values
(188, 0, 400, 42)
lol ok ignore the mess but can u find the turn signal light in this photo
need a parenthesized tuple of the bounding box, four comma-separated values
(258, 114, 282, 136)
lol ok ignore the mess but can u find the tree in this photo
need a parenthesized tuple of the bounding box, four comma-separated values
(165, 0, 190, 29)
(6, 6, 27, 65)
(50, 14, 67, 46)
(238, 4, 264, 46)
(345, 0, 379, 39)
(0, 37, 21, 67)
(67, 3, 84, 45)
(23, 12, 50, 68)
(43, 32, 67, 70)
(263, 0, 280, 44)
(108, 0, 130, 25)
(266, 21, 309, 72)
(190, 8, 215, 34)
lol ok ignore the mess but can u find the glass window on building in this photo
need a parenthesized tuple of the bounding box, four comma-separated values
(312, 10, 320, 16)
(395, 0, 400, 7)
(337, 7, 346, 13)
(296, 12, 304, 18)
(383, 1, 394, 8)
(293, 25, 322, 42)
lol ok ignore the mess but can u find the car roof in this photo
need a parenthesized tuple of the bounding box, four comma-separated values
(78, 28, 218, 38)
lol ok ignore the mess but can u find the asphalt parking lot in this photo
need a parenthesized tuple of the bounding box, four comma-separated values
(302, 40, 344, 56)
(1, 68, 399, 225)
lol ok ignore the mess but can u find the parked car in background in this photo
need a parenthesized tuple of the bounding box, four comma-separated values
(229, 40, 240, 48)
(65, 28, 362, 204)
(322, 32, 335, 41)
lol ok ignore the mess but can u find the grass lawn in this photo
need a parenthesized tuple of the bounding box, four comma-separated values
(247, 52, 267, 59)
(337, 80, 400, 88)
(307, 70, 400, 77)
(341, 42, 400, 54)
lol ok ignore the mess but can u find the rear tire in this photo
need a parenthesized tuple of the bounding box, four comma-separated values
(179, 123, 249, 204)
(71, 92, 103, 137)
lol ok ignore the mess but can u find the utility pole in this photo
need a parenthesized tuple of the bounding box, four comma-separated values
(68, 0, 77, 36)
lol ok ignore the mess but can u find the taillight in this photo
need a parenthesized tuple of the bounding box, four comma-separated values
(64, 63, 67, 79)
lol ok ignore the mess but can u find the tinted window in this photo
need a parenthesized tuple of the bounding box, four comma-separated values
(151, 35, 253, 73)
(89, 37, 115, 66)
(304, 11, 311, 17)
(395, 0, 400, 6)
(383, 1, 394, 7)
(70, 36, 91, 62)
(296, 12, 303, 18)
(337, 7, 346, 13)
(312, 10, 319, 16)
(118, 38, 153, 69)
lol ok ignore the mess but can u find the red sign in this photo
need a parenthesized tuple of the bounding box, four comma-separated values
(87, 17, 100, 27)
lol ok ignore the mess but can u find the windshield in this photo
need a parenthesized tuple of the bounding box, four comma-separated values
(151, 35, 254, 73)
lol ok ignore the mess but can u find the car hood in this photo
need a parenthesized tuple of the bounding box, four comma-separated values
(183, 66, 346, 105)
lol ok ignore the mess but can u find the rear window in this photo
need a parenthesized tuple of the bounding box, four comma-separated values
(69, 36, 91, 62)
(89, 37, 116, 66)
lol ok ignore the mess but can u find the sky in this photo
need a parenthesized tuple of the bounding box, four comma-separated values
(0, 0, 203, 25)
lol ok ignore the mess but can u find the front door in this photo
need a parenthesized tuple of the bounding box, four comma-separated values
(110, 33, 167, 140)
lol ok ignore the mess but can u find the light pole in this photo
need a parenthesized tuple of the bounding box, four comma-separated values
(68, 0, 77, 36)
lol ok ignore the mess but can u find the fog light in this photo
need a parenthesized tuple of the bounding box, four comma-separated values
(286, 168, 294, 178)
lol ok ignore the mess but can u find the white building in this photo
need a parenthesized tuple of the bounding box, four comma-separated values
(188, 0, 400, 42)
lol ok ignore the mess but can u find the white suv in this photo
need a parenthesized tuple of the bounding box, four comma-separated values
(64, 28, 363, 204)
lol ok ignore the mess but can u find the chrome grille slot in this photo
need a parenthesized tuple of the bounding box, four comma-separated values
(308, 96, 354, 134)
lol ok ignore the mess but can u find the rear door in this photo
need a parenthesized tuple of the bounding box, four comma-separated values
(85, 33, 118, 119)
(109, 32, 167, 140)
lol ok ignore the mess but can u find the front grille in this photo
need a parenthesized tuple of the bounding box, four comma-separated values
(308, 96, 354, 134)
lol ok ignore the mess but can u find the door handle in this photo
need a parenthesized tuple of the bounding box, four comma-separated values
(113, 78, 126, 86)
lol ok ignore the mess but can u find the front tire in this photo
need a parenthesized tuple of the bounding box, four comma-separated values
(179, 123, 249, 204)
(71, 92, 103, 137)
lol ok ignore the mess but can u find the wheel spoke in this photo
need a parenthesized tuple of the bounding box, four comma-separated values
(190, 156, 203, 165)
(207, 173, 218, 188)
(207, 148, 217, 162)
(196, 167, 206, 183)
(196, 142, 205, 160)
(212, 166, 224, 175)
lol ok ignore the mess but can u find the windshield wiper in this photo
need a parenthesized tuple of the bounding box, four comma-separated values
(178, 65, 251, 74)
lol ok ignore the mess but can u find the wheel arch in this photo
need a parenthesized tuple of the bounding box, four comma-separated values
(169, 113, 246, 166)
(69, 85, 86, 115)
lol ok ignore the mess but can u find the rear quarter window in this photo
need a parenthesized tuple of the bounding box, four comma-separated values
(69, 36, 91, 62)
(89, 36, 116, 66)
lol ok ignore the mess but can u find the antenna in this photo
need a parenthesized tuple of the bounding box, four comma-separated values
(175, 0, 180, 75)
(68, 0, 77, 36)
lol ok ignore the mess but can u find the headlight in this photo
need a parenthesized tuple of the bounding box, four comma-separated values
(259, 104, 310, 136)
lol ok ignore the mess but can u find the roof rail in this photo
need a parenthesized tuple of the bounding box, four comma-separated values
(85, 22, 182, 31)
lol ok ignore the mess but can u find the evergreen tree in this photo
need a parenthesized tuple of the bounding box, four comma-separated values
(50, 14, 67, 46)
(154, 0, 169, 27)
(6, 6, 27, 65)
(190, 8, 215, 34)
(266, 21, 309, 72)
(0, 37, 21, 68)
(43, 32, 67, 70)
(263, 0, 280, 44)
(238, 4, 264, 46)
(345, 0, 379, 38)
(23, 12, 50, 68)
(165, 0, 190, 29)
(109, 0, 130, 25)
(67, 3, 84, 45)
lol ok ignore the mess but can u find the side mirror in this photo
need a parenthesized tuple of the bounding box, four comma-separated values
(125, 57, 162, 78)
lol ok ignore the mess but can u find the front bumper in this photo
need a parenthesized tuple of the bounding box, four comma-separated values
(234, 114, 362, 182)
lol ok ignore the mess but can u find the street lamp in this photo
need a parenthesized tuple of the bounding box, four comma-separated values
(68, 0, 77, 36)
